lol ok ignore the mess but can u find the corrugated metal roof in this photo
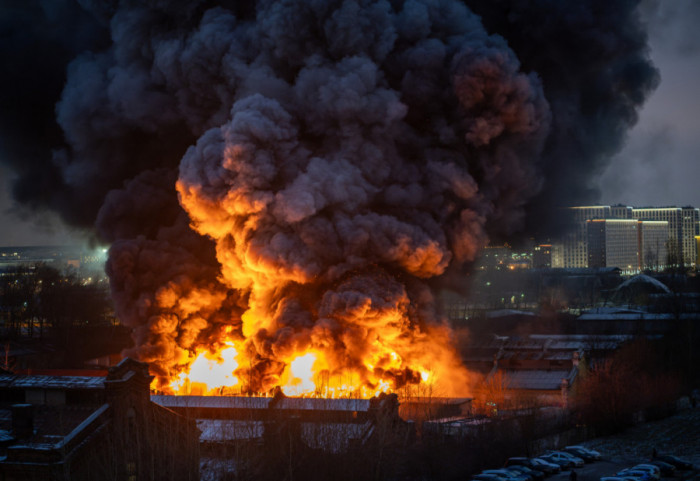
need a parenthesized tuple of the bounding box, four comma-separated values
(500, 368, 576, 391)
(152, 395, 271, 410)
(11, 375, 105, 390)
(0, 374, 105, 390)
(273, 397, 370, 412)
(152, 395, 372, 412)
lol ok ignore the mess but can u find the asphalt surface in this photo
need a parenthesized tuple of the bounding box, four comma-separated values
(536, 406, 700, 481)
(544, 459, 698, 481)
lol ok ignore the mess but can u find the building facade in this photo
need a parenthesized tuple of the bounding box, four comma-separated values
(587, 219, 639, 274)
(558, 205, 699, 271)
(638, 221, 669, 271)
(0, 359, 199, 481)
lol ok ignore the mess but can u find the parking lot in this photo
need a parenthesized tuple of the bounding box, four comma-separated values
(487, 407, 700, 481)
(540, 456, 698, 481)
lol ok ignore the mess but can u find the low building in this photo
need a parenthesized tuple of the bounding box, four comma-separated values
(0, 358, 199, 481)
(464, 334, 634, 409)
(153, 391, 412, 480)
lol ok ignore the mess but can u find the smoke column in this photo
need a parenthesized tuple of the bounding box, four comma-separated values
(0, 0, 657, 394)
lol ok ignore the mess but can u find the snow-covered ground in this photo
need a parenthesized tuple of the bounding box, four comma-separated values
(582, 405, 700, 469)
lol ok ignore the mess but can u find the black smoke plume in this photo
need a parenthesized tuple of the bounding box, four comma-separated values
(0, 0, 657, 392)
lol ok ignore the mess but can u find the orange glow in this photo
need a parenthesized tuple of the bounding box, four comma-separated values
(167, 343, 240, 395)
(159, 322, 470, 398)
(281, 353, 317, 396)
(153, 177, 475, 399)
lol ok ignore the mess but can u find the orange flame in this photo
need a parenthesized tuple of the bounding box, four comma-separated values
(159, 324, 467, 398)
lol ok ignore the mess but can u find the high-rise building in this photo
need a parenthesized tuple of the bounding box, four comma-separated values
(563, 206, 612, 268)
(681, 207, 699, 267)
(536, 204, 696, 272)
(587, 219, 639, 274)
(611, 204, 633, 219)
(638, 220, 669, 271)
(533, 244, 552, 268)
(629, 207, 699, 267)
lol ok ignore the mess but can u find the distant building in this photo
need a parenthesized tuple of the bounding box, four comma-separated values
(477, 245, 512, 270)
(563, 206, 612, 268)
(0, 358, 198, 481)
(682, 207, 700, 266)
(610, 204, 633, 219)
(632, 207, 699, 267)
(557, 205, 699, 270)
(533, 244, 553, 268)
(638, 221, 669, 271)
(587, 219, 639, 274)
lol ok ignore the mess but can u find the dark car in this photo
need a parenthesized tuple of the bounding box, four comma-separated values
(563, 446, 600, 462)
(505, 458, 554, 476)
(649, 460, 676, 476)
(531, 458, 561, 475)
(538, 454, 574, 470)
(616, 469, 652, 481)
(473, 475, 508, 481)
(507, 465, 545, 481)
(654, 455, 694, 471)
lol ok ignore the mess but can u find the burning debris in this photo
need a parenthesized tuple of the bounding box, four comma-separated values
(0, 0, 658, 397)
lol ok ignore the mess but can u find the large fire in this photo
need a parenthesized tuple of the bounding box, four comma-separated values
(92, 0, 560, 401)
(156, 309, 460, 398)
(164, 345, 435, 397)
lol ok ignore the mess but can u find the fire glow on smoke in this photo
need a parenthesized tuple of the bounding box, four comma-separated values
(133, 0, 554, 398)
(40, 0, 652, 400)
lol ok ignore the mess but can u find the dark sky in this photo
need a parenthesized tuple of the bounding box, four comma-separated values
(0, 0, 697, 247)
(599, 0, 700, 208)
(0, 164, 81, 246)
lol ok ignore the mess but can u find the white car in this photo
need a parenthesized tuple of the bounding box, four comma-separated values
(546, 452, 584, 468)
(566, 445, 602, 460)
(617, 469, 652, 481)
(482, 470, 529, 481)
(632, 465, 660, 480)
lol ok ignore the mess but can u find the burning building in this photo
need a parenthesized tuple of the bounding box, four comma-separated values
(0, 1, 658, 398)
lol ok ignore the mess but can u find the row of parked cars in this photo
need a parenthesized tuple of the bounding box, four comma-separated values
(601, 454, 695, 481)
(470, 446, 602, 481)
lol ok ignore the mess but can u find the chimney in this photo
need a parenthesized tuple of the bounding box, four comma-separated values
(12, 403, 34, 440)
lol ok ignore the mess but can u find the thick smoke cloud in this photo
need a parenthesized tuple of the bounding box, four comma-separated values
(465, 0, 660, 238)
(0, 0, 657, 393)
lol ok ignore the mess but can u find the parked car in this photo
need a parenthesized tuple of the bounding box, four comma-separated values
(531, 458, 561, 474)
(564, 446, 602, 461)
(505, 458, 552, 476)
(654, 454, 694, 471)
(616, 469, 652, 481)
(538, 454, 575, 470)
(648, 460, 676, 476)
(631, 464, 660, 480)
(482, 469, 529, 481)
(544, 452, 585, 468)
(473, 475, 508, 481)
(562, 447, 596, 463)
(507, 465, 545, 481)
(504, 467, 534, 481)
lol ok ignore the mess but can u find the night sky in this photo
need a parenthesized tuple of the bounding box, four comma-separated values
(0, 0, 697, 248)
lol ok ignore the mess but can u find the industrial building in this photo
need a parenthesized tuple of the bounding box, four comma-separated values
(0, 358, 198, 481)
